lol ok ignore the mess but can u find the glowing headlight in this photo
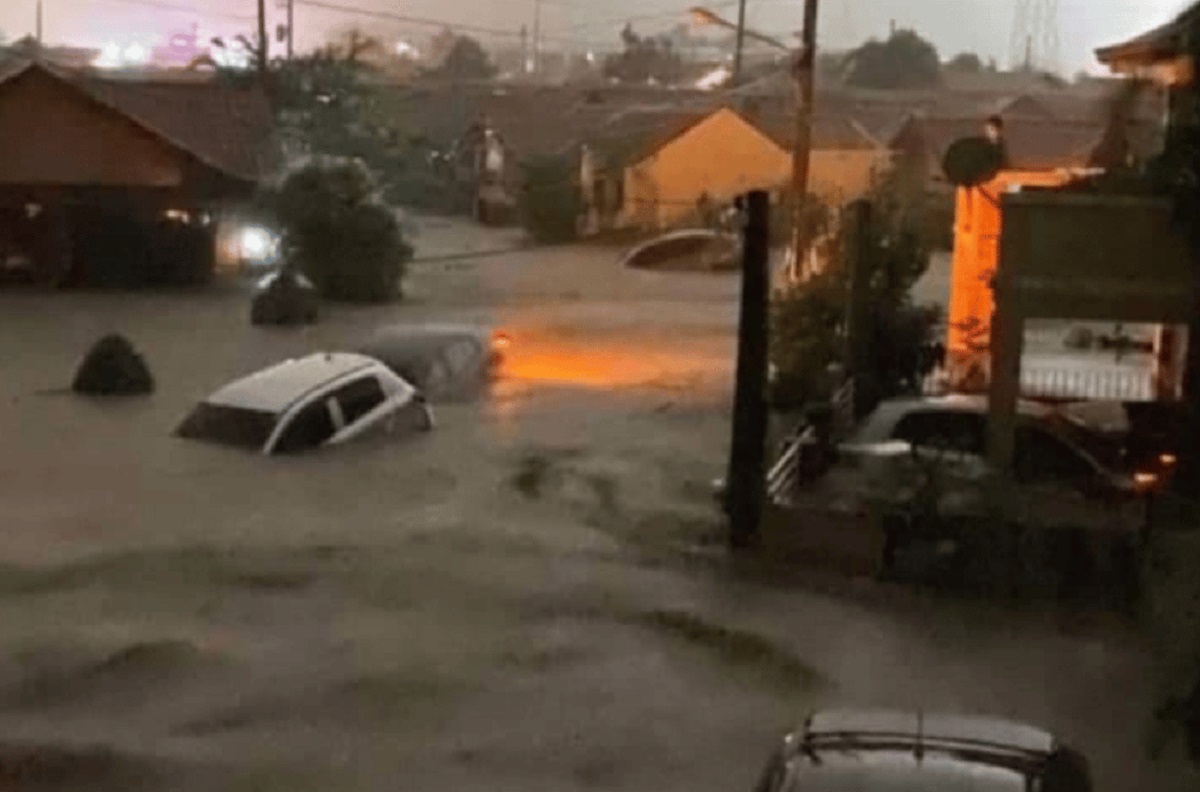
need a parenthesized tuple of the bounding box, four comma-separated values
(239, 226, 278, 265)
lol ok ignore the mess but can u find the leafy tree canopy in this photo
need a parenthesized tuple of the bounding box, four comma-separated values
(944, 52, 984, 73)
(270, 158, 413, 303)
(845, 29, 941, 90)
(425, 35, 496, 81)
(603, 24, 684, 85)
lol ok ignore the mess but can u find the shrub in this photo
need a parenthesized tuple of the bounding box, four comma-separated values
(270, 158, 413, 303)
(769, 188, 939, 412)
(519, 156, 582, 244)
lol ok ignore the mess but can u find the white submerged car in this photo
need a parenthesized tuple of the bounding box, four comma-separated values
(176, 353, 433, 455)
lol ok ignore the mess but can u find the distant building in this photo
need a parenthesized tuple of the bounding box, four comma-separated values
(0, 59, 274, 286)
(567, 104, 890, 235)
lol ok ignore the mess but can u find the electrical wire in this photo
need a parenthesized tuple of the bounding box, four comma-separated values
(293, 0, 527, 40)
(85, 0, 257, 20)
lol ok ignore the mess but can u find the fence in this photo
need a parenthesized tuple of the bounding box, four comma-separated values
(766, 378, 856, 506)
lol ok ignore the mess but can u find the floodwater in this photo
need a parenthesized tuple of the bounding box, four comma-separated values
(0, 218, 1193, 790)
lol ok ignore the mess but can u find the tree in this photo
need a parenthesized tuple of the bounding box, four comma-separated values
(603, 24, 684, 85)
(426, 35, 496, 80)
(845, 29, 941, 90)
(769, 172, 940, 411)
(944, 52, 983, 73)
(519, 156, 581, 244)
(270, 158, 413, 303)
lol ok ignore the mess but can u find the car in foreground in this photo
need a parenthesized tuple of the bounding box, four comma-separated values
(844, 394, 1160, 498)
(753, 709, 1091, 792)
(176, 352, 432, 455)
(618, 229, 739, 272)
(355, 323, 509, 400)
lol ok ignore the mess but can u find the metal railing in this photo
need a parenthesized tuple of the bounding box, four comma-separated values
(766, 377, 856, 506)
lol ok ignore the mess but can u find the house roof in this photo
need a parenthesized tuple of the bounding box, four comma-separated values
(0, 59, 274, 183)
(1095, 4, 1199, 67)
(751, 111, 883, 151)
(890, 115, 1112, 171)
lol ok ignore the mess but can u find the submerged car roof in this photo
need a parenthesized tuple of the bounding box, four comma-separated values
(806, 709, 1055, 754)
(206, 353, 380, 414)
(849, 395, 1053, 445)
(786, 710, 1057, 791)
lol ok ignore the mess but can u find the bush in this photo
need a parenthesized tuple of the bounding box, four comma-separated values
(769, 187, 939, 412)
(72, 334, 154, 395)
(270, 158, 413, 303)
(519, 156, 582, 244)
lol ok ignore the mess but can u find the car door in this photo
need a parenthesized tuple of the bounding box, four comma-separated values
(270, 397, 338, 454)
(328, 374, 392, 444)
(1014, 424, 1116, 529)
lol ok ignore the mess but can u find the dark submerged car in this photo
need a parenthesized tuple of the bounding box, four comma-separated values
(753, 709, 1091, 792)
(356, 323, 508, 400)
(618, 229, 739, 272)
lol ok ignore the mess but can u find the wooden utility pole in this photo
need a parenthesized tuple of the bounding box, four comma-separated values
(532, 0, 542, 75)
(727, 191, 771, 551)
(257, 0, 270, 80)
(844, 199, 874, 418)
(733, 0, 748, 85)
(788, 0, 820, 281)
(287, 0, 295, 59)
(36, 0, 43, 44)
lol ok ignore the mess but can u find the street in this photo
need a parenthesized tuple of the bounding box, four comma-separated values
(0, 217, 1192, 791)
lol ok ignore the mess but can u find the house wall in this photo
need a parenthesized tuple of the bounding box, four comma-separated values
(616, 108, 889, 231)
(620, 107, 791, 229)
(946, 169, 1076, 382)
(0, 69, 184, 187)
(808, 149, 893, 205)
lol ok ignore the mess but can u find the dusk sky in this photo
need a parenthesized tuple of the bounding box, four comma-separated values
(0, 0, 1188, 73)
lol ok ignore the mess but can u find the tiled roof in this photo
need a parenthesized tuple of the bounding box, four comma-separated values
(751, 111, 883, 151)
(890, 115, 1112, 171)
(0, 60, 274, 182)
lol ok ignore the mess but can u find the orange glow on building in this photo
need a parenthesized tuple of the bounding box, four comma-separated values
(946, 169, 1077, 386)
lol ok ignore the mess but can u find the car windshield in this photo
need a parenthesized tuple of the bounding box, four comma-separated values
(176, 402, 278, 450)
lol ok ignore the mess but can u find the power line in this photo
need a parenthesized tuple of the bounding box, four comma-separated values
(294, 0, 526, 40)
(86, 0, 257, 21)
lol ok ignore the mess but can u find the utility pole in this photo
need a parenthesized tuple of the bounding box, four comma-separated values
(35, 0, 43, 44)
(733, 0, 748, 86)
(788, 0, 820, 282)
(287, 0, 294, 59)
(532, 0, 542, 76)
(727, 191, 771, 551)
(257, 0, 269, 81)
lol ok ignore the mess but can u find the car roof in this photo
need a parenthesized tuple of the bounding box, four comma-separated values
(785, 710, 1057, 790)
(849, 395, 1052, 445)
(206, 353, 381, 414)
(806, 709, 1055, 755)
(256, 270, 314, 289)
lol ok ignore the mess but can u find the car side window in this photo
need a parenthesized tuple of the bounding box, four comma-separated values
(333, 375, 387, 425)
(892, 411, 984, 455)
(1015, 427, 1094, 484)
(273, 399, 337, 454)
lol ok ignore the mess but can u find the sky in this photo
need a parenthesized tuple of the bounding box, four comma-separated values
(0, 0, 1189, 74)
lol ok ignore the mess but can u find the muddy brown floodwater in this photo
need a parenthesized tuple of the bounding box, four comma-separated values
(0, 218, 1193, 791)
